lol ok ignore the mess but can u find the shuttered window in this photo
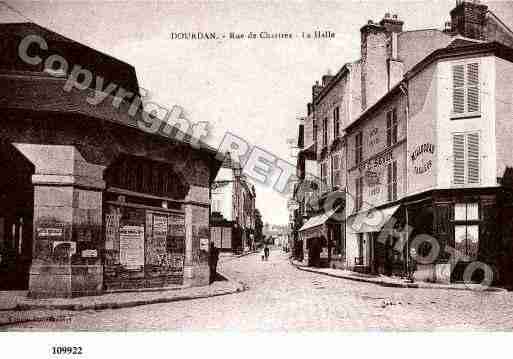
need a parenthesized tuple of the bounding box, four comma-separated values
(387, 161, 398, 202)
(386, 108, 398, 146)
(452, 62, 480, 116)
(453, 132, 480, 185)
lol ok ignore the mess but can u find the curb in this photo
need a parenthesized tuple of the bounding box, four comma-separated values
(4, 278, 247, 314)
(291, 261, 506, 292)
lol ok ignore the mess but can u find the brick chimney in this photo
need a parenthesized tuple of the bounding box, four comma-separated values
(450, 0, 488, 40)
(312, 81, 323, 101)
(360, 19, 388, 110)
(379, 13, 404, 33)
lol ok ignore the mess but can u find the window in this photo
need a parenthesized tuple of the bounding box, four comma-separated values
(355, 176, 363, 211)
(452, 62, 480, 116)
(386, 108, 398, 146)
(355, 131, 363, 166)
(454, 203, 479, 260)
(323, 117, 328, 146)
(320, 161, 328, 185)
(453, 132, 480, 185)
(333, 106, 340, 139)
(332, 154, 341, 187)
(313, 119, 318, 144)
(387, 160, 398, 201)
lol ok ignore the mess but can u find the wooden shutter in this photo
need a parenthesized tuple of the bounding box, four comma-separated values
(467, 132, 480, 184)
(392, 161, 398, 200)
(453, 134, 465, 184)
(452, 65, 465, 114)
(467, 63, 479, 113)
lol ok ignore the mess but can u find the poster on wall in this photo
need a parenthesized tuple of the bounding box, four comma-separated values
(119, 225, 145, 269)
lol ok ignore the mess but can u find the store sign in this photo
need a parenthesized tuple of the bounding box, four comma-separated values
(411, 143, 435, 175)
(37, 227, 63, 238)
(81, 249, 98, 258)
(119, 225, 145, 269)
(52, 241, 76, 256)
(200, 238, 209, 251)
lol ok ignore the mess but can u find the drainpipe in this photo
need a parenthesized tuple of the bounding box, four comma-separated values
(399, 79, 410, 278)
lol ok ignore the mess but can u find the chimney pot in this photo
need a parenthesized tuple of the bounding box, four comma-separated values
(392, 14, 398, 20)
(385, 12, 391, 18)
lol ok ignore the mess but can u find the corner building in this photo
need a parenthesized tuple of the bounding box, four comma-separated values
(0, 22, 222, 297)
(298, 1, 513, 284)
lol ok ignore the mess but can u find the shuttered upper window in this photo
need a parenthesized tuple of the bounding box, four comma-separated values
(453, 132, 480, 185)
(452, 62, 480, 116)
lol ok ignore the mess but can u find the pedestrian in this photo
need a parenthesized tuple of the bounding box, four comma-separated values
(209, 242, 219, 284)
(264, 245, 269, 261)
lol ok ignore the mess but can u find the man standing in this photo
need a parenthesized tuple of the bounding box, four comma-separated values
(209, 242, 219, 284)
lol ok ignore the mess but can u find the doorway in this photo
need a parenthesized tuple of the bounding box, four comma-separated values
(0, 143, 34, 290)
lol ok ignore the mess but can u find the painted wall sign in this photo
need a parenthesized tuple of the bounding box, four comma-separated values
(119, 225, 145, 269)
(411, 143, 435, 175)
(358, 151, 393, 172)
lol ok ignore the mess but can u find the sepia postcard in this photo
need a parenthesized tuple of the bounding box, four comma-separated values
(1, 0, 513, 357)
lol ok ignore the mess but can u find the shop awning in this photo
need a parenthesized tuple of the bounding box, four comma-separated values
(299, 205, 343, 232)
(348, 205, 401, 233)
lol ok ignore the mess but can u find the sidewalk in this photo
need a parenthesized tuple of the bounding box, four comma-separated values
(0, 272, 246, 327)
(291, 259, 506, 292)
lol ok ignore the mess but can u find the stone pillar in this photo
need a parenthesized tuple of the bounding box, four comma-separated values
(14, 144, 105, 298)
(183, 185, 211, 287)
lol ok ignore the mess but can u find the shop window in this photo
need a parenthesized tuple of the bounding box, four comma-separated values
(453, 132, 480, 185)
(387, 161, 397, 201)
(453, 203, 479, 260)
(333, 106, 340, 138)
(452, 62, 480, 116)
(386, 108, 398, 147)
(355, 131, 363, 166)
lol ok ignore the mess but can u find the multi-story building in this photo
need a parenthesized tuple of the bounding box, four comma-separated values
(210, 157, 256, 253)
(296, 0, 513, 284)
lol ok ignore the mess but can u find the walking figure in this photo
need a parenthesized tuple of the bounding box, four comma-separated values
(264, 245, 269, 261)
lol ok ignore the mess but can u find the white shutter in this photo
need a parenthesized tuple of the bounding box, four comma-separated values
(467, 132, 480, 184)
(453, 65, 465, 114)
(467, 63, 479, 113)
(453, 134, 465, 184)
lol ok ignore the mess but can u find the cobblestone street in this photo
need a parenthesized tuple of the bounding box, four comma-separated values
(6, 249, 513, 331)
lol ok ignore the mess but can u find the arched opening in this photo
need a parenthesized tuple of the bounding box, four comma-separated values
(0, 142, 35, 290)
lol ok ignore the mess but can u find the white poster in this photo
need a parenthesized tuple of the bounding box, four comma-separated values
(119, 225, 145, 269)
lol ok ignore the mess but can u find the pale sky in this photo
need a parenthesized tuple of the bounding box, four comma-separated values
(2, 0, 513, 225)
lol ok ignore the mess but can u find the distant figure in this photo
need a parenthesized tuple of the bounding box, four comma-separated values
(209, 242, 220, 284)
(264, 245, 269, 261)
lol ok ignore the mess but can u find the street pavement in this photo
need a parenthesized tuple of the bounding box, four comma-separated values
(5, 248, 513, 331)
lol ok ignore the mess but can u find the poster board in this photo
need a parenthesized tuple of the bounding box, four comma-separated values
(119, 225, 145, 269)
